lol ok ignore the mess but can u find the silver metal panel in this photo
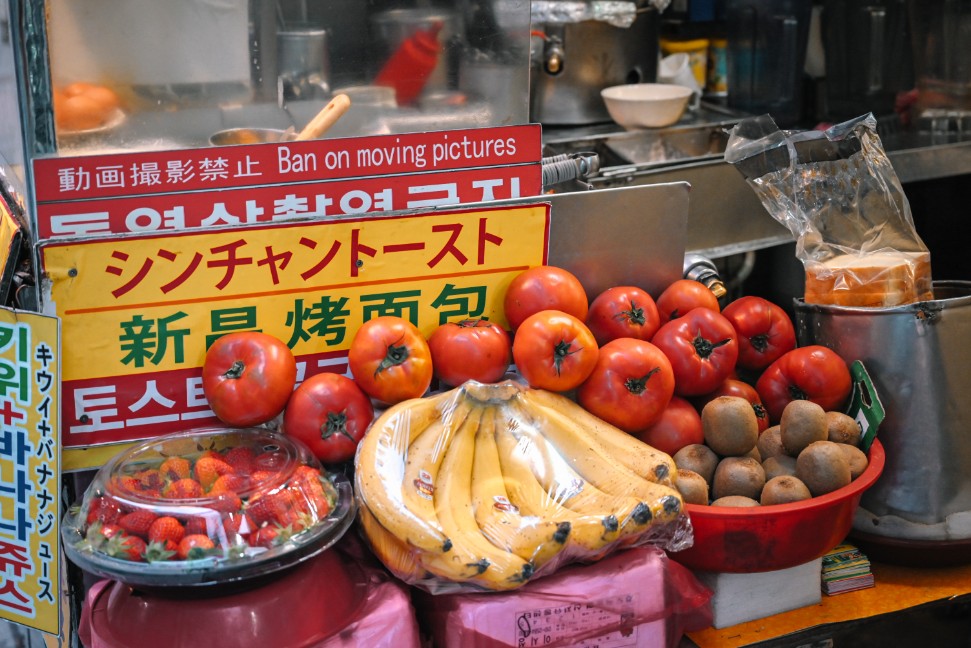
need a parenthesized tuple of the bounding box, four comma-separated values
(610, 159, 793, 259)
(483, 181, 690, 298)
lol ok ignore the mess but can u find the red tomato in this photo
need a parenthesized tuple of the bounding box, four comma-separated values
(585, 286, 661, 346)
(427, 319, 511, 387)
(656, 279, 721, 324)
(512, 310, 599, 392)
(348, 316, 433, 404)
(694, 378, 770, 433)
(755, 345, 852, 423)
(721, 296, 797, 371)
(283, 373, 374, 464)
(576, 338, 675, 432)
(633, 396, 705, 457)
(202, 332, 297, 426)
(503, 266, 588, 330)
(651, 307, 739, 397)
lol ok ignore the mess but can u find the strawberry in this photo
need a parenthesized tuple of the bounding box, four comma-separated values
(159, 456, 191, 481)
(183, 516, 210, 537)
(250, 470, 280, 486)
(162, 478, 204, 499)
(210, 473, 249, 494)
(194, 456, 235, 490)
(118, 510, 158, 539)
(223, 512, 253, 539)
(147, 516, 185, 546)
(286, 510, 318, 533)
(97, 522, 125, 540)
(249, 524, 293, 549)
(205, 492, 242, 514)
(108, 475, 144, 497)
(86, 496, 124, 526)
(135, 469, 163, 491)
(143, 540, 177, 562)
(245, 490, 293, 527)
(82, 521, 125, 552)
(107, 534, 147, 561)
(292, 466, 332, 517)
(197, 449, 223, 462)
(254, 450, 287, 472)
(177, 534, 217, 560)
(222, 446, 255, 473)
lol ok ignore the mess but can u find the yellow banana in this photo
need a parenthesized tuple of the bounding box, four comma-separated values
(494, 412, 621, 556)
(355, 388, 466, 554)
(518, 387, 678, 487)
(433, 406, 534, 591)
(506, 401, 653, 537)
(357, 503, 428, 582)
(471, 406, 571, 569)
(514, 391, 684, 524)
(394, 390, 475, 549)
(358, 503, 489, 586)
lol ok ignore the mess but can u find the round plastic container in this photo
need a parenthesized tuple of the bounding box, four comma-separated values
(671, 439, 885, 573)
(61, 427, 355, 588)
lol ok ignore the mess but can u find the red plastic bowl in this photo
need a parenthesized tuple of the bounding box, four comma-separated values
(670, 439, 885, 573)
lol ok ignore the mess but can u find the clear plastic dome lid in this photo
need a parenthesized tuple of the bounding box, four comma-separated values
(62, 427, 355, 587)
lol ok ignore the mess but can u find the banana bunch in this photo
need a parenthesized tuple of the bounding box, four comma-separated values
(354, 379, 685, 592)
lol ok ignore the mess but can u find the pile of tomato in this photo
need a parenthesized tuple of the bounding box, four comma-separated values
(200, 264, 852, 466)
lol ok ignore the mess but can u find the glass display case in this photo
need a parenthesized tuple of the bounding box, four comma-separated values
(1, 0, 530, 174)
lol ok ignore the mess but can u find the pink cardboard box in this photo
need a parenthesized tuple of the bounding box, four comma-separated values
(415, 546, 712, 648)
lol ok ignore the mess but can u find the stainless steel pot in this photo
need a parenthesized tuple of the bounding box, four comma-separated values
(530, 7, 660, 125)
(794, 280, 971, 538)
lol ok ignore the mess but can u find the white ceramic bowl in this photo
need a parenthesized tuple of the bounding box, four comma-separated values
(601, 83, 694, 129)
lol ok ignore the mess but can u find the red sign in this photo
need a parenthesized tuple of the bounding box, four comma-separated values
(35, 165, 536, 238)
(32, 125, 542, 201)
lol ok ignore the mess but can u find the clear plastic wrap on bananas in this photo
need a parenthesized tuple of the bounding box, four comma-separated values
(353, 379, 694, 594)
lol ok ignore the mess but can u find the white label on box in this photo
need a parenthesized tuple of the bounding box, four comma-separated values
(512, 594, 639, 648)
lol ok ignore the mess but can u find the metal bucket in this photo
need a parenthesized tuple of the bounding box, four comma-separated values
(793, 280, 971, 539)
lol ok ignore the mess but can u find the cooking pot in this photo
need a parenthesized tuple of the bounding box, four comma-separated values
(530, 5, 660, 126)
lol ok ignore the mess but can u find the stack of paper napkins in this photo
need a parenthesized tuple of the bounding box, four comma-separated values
(821, 544, 874, 595)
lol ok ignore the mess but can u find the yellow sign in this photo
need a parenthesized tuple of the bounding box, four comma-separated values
(0, 308, 60, 636)
(43, 205, 548, 380)
(40, 204, 549, 452)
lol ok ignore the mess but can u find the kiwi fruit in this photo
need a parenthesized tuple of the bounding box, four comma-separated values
(796, 440, 852, 496)
(780, 400, 828, 456)
(757, 425, 786, 460)
(762, 454, 798, 481)
(743, 445, 762, 462)
(702, 396, 759, 456)
(675, 469, 710, 505)
(711, 456, 766, 501)
(673, 443, 719, 486)
(837, 443, 869, 480)
(711, 495, 760, 507)
(826, 411, 862, 446)
(760, 475, 812, 505)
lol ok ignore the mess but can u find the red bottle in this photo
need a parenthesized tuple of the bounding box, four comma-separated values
(374, 21, 443, 106)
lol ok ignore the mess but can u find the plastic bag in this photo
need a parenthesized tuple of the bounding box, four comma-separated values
(725, 113, 933, 308)
(414, 545, 713, 648)
(353, 379, 692, 594)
